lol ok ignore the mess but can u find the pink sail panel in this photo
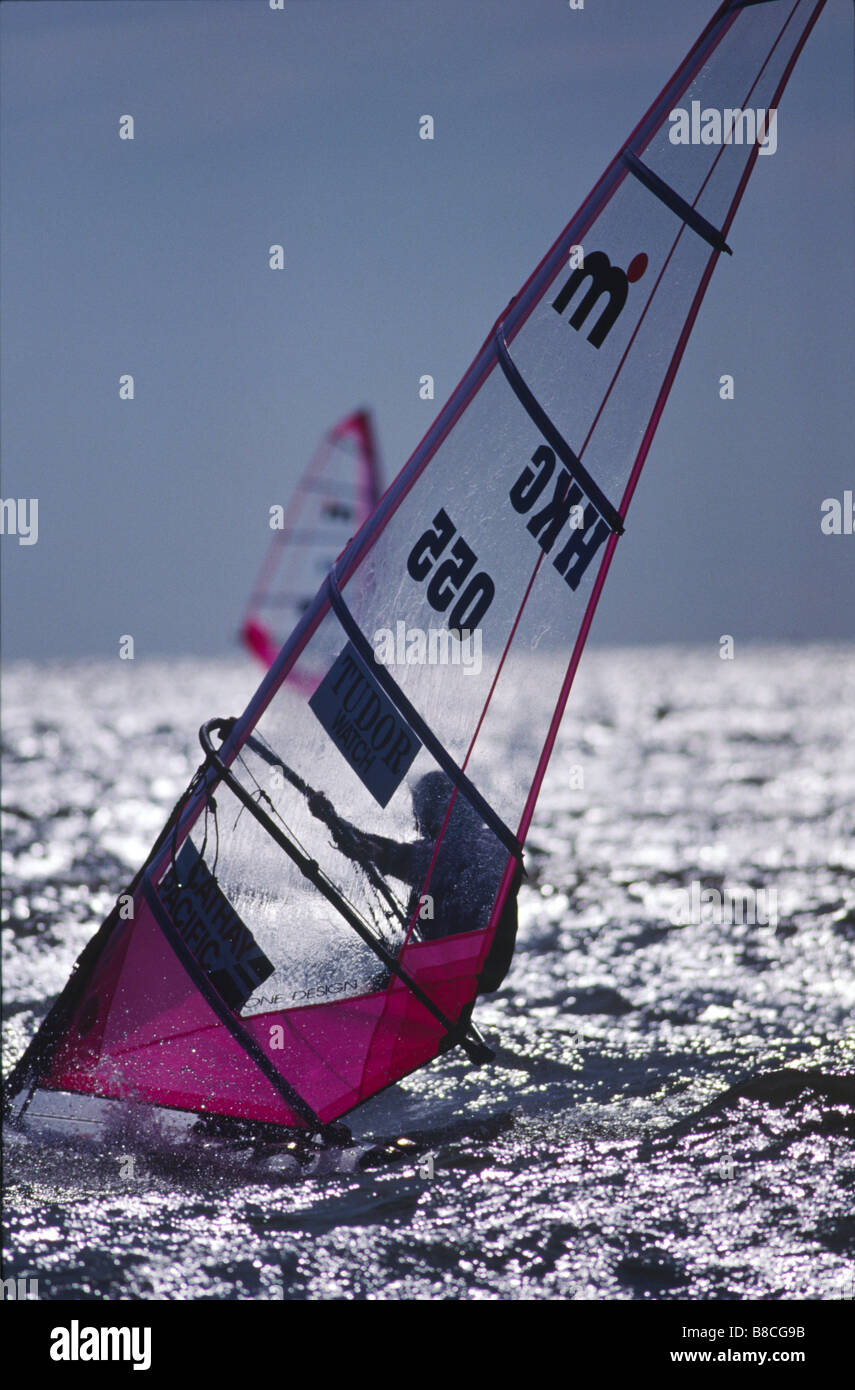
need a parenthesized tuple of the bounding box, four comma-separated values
(41, 883, 480, 1125)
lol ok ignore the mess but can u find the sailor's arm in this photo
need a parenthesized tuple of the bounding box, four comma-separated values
(307, 791, 415, 878)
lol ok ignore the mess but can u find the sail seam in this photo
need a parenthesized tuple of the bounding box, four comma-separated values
(493, 330, 625, 535)
(621, 151, 733, 254)
(325, 569, 524, 861)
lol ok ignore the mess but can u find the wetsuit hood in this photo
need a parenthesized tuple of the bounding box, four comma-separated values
(411, 771, 456, 839)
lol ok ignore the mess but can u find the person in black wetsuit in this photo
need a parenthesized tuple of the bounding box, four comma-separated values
(306, 771, 522, 995)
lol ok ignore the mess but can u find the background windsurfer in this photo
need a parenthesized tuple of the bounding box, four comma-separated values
(306, 770, 521, 994)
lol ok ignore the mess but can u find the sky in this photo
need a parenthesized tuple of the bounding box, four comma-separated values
(1, 0, 853, 662)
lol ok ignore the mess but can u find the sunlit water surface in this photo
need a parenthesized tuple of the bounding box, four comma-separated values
(2, 646, 854, 1300)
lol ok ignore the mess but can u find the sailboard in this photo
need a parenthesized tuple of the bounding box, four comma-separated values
(241, 409, 383, 672)
(4, 0, 832, 1143)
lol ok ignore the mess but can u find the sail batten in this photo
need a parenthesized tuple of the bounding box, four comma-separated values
(621, 151, 733, 253)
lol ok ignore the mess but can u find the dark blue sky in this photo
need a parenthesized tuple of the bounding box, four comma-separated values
(1, 0, 852, 661)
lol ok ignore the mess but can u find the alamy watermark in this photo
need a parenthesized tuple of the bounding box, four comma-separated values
(1, 1273, 39, 1300)
(50, 1321, 151, 1370)
(373, 621, 482, 676)
(668, 880, 778, 929)
(0, 497, 38, 545)
(668, 103, 778, 156)
(820, 490, 853, 535)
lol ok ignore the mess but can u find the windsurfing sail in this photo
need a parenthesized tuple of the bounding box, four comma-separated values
(241, 410, 383, 671)
(5, 0, 832, 1135)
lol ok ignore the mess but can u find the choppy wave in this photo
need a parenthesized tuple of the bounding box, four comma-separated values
(2, 646, 854, 1300)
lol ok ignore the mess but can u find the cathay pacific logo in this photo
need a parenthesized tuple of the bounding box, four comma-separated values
(551, 248, 647, 349)
(50, 1320, 151, 1371)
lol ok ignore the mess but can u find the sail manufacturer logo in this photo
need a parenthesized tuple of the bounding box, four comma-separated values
(510, 444, 609, 591)
(551, 249, 647, 349)
(309, 643, 421, 806)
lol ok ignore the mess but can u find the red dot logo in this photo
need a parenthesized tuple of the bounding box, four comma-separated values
(626, 252, 648, 283)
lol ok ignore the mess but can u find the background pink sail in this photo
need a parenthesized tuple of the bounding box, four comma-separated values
(10, 1, 829, 1132)
(241, 410, 383, 675)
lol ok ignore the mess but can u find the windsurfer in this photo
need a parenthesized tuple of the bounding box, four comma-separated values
(306, 771, 521, 994)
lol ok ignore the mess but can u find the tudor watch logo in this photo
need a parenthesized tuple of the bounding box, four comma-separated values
(551, 249, 648, 348)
